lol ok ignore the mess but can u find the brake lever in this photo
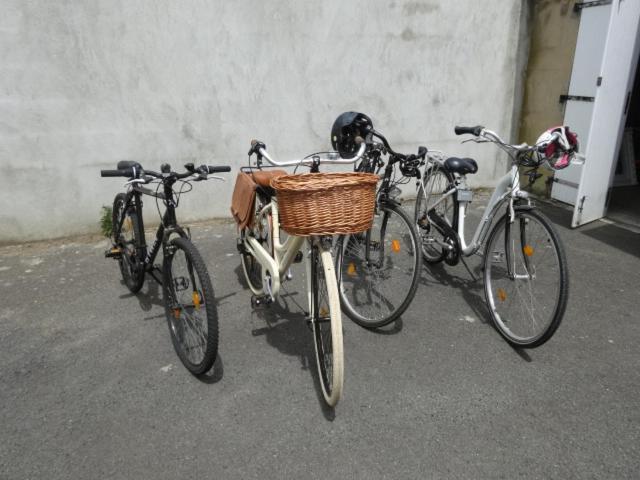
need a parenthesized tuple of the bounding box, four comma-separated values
(124, 178, 149, 187)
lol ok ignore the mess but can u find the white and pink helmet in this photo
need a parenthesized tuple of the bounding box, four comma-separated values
(535, 126, 579, 170)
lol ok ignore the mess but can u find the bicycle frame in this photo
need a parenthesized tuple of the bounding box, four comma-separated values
(242, 196, 306, 299)
(422, 162, 529, 257)
(116, 182, 189, 282)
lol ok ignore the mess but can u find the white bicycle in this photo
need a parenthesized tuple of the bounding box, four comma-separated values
(415, 125, 580, 347)
(235, 138, 368, 406)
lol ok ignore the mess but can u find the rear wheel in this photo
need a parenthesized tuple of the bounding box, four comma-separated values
(240, 193, 272, 295)
(414, 165, 457, 264)
(337, 203, 420, 328)
(163, 237, 218, 374)
(112, 193, 145, 293)
(483, 208, 568, 348)
(310, 242, 343, 407)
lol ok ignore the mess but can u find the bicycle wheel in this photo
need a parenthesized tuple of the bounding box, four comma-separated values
(163, 236, 218, 374)
(112, 193, 145, 293)
(310, 242, 344, 407)
(240, 193, 272, 295)
(414, 165, 457, 263)
(483, 208, 568, 348)
(336, 204, 420, 328)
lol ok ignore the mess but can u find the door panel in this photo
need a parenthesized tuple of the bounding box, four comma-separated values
(551, 3, 611, 205)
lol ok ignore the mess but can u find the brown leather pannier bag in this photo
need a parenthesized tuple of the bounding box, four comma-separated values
(230, 172, 257, 229)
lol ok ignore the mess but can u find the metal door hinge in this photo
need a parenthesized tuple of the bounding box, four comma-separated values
(552, 177, 580, 189)
(578, 196, 586, 214)
(574, 0, 612, 12)
(559, 95, 595, 103)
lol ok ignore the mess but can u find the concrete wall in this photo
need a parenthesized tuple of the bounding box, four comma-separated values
(517, 0, 580, 195)
(0, 0, 529, 243)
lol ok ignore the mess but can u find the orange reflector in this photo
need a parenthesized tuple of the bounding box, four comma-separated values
(497, 288, 507, 302)
(319, 307, 329, 317)
(173, 308, 181, 319)
(523, 245, 534, 257)
(192, 292, 201, 309)
(347, 263, 357, 276)
(391, 239, 401, 253)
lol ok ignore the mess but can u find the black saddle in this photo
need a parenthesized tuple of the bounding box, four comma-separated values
(117, 160, 142, 170)
(444, 157, 478, 175)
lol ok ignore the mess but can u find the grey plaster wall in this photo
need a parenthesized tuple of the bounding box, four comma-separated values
(0, 0, 529, 243)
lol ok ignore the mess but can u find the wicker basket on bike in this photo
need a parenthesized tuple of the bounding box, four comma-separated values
(270, 172, 378, 236)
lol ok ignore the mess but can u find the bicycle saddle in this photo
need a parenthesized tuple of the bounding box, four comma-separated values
(444, 157, 478, 175)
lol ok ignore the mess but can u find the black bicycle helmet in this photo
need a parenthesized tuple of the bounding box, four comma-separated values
(331, 112, 373, 158)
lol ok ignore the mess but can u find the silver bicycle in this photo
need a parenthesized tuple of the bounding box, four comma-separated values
(414, 125, 576, 348)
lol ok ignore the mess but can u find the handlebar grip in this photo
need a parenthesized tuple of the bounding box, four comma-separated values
(101, 169, 133, 177)
(417, 146, 428, 158)
(454, 125, 484, 136)
(207, 165, 231, 173)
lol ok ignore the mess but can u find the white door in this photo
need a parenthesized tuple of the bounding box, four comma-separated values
(572, 0, 640, 227)
(551, 2, 611, 205)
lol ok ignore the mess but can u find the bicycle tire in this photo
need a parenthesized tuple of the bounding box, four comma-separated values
(240, 193, 272, 295)
(112, 193, 145, 293)
(311, 243, 344, 407)
(414, 165, 457, 264)
(483, 208, 568, 348)
(336, 203, 420, 328)
(163, 237, 219, 374)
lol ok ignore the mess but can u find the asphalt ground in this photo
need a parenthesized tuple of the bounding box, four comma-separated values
(1, 196, 639, 479)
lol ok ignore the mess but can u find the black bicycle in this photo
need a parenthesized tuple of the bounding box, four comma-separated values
(101, 160, 230, 374)
(333, 114, 426, 328)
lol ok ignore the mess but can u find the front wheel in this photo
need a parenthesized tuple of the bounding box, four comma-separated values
(163, 237, 219, 374)
(483, 208, 568, 348)
(336, 204, 421, 328)
(310, 242, 344, 407)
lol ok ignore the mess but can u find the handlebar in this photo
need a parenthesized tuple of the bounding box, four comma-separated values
(249, 137, 367, 167)
(101, 163, 230, 181)
(368, 129, 427, 164)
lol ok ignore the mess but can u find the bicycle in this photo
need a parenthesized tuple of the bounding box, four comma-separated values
(333, 118, 426, 328)
(101, 160, 230, 374)
(235, 137, 373, 407)
(414, 125, 576, 347)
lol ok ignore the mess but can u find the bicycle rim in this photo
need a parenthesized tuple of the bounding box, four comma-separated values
(484, 210, 568, 347)
(240, 195, 272, 295)
(338, 205, 420, 327)
(312, 245, 343, 406)
(415, 166, 455, 263)
(112, 194, 144, 292)
(165, 238, 218, 374)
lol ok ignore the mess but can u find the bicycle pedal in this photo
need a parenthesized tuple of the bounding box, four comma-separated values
(250, 295, 273, 308)
(104, 247, 122, 259)
(293, 251, 303, 263)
